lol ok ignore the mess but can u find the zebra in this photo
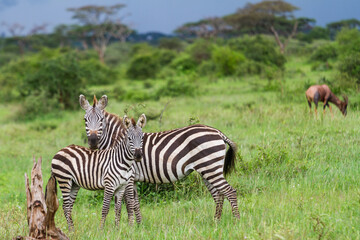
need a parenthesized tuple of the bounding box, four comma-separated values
(81, 95, 240, 220)
(51, 113, 146, 230)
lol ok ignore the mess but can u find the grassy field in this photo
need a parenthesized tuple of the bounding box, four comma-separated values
(1, 57, 359, 239)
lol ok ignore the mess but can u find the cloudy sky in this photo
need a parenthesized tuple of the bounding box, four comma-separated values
(0, 0, 359, 35)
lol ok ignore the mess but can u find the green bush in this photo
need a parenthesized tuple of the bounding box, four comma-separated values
(153, 49, 177, 66)
(296, 26, 330, 43)
(104, 42, 131, 66)
(156, 77, 196, 98)
(158, 38, 184, 52)
(212, 46, 246, 76)
(310, 43, 337, 62)
(198, 60, 217, 76)
(187, 39, 214, 64)
(170, 54, 197, 73)
(79, 58, 118, 85)
(20, 52, 87, 110)
(126, 54, 160, 80)
(338, 52, 360, 82)
(336, 28, 360, 56)
(228, 35, 286, 69)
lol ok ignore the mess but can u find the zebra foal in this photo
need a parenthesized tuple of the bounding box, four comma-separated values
(81, 95, 240, 220)
(51, 113, 146, 230)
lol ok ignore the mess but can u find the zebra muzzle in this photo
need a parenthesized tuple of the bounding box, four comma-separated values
(134, 148, 142, 162)
(88, 133, 98, 149)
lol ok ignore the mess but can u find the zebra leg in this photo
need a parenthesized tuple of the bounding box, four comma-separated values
(205, 175, 240, 219)
(202, 178, 225, 220)
(100, 186, 115, 229)
(114, 192, 122, 227)
(60, 181, 80, 231)
(123, 182, 135, 225)
(133, 182, 142, 224)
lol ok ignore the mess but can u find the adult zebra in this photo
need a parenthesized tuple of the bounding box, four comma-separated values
(80, 95, 240, 220)
(51, 113, 146, 230)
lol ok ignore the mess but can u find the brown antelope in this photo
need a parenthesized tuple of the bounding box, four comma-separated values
(306, 84, 348, 117)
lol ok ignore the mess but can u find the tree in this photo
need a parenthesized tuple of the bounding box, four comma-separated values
(225, 0, 299, 54)
(67, 4, 132, 63)
(1, 22, 47, 55)
(327, 18, 360, 39)
(175, 17, 228, 39)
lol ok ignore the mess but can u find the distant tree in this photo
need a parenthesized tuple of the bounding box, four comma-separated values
(175, 17, 228, 39)
(1, 22, 47, 55)
(67, 4, 132, 63)
(327, 19, 360, 39)
(158, 38, 184, 52)
(225, 0, 299, 54)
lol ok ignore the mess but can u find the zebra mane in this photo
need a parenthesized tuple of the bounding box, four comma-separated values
(104, 111, 127, 148)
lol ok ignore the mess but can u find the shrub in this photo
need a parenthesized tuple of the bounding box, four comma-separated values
(296, 26, 330, 43)
(212, 46, 246, 76)
(156, 77, 196, 98)
(20, 52, 87, 111)
(79, 58, 118, 85)
(310, 43, 337, 62)
(126, 54, 160, 80)
(198, 60, 217, 76)
(187, 39, 214, 64)
(336, 28, 360, 56)
(129, 43, 154, 57)
(228, 35, 286, 69)
(158, 38, 184, 52)
(104, 42, 131, 66)
(338, 52, 360, 82)
(153, 49, 177, 66)
(170, 54, 197, 73)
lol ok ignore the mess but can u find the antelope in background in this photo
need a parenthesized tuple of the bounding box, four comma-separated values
(306, 84, 348, 117)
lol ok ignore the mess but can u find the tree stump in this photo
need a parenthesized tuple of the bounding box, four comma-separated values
(15, 157, 68, 240)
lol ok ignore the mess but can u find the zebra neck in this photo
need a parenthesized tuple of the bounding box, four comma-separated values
(98, 112, 126, 150)
(112, 139, 134, 167)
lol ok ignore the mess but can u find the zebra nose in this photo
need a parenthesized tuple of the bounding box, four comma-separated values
(89, 133, 98, 149)
(134, 148, 142, 162)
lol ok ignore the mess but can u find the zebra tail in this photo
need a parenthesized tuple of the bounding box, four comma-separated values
(221, 133, 237, 176)
(45, 173, 58, 200)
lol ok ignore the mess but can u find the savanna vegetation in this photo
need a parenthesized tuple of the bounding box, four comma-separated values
(1, 1, 360, 239)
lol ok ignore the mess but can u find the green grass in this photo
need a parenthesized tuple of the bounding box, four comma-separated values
(1, 57, 359, 239)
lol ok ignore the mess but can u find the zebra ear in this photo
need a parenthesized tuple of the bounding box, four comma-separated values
(137, 114, 146, 128)
(79, 94, 91, 111)
(97, 95, 108, 110)
(123, 115, 132, 129)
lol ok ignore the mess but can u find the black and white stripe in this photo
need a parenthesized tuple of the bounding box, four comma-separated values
(51, 114, 146, 230)
(81, 95, 240, 220)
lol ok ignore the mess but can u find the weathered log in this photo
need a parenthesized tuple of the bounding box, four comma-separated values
(15, 157, 68, 240)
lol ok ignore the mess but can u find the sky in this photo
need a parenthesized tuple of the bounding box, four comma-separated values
(0, 0, 359, 35)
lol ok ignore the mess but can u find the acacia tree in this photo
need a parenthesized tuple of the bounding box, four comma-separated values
(1, 22, 47, 55)
(67, 4, 132, 63)
(225, 0, 299, 54)
(175, 17, 228, 39)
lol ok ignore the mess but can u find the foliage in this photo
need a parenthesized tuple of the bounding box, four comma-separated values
(153, 49, 177, 66)
(335, 28, 360, 56)
(126, 54, 160, 80)
(170, 54, 197, 73)
(187, 39, 214, 64)
(212, 45, 246, 76)
(104, 42, 131, 66)
(296, 26, 330, 43)
(158, 37, 184, 52)
(338, 53, 360, 83)
(156, 76, 196, 97)
(228, 35, 286, 68)
(310, 43, 337, 62)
